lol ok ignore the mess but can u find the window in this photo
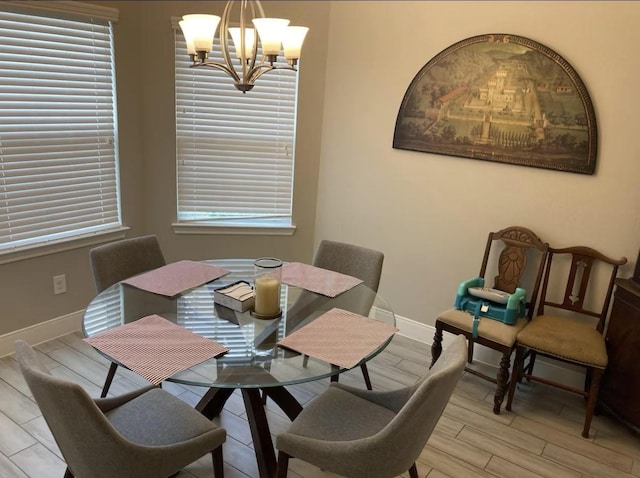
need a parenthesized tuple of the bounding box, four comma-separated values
(0, 3, 123, 262)
(174, 31, 298, 235)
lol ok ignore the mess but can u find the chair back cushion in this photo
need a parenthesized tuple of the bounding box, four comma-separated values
(14, 340, 125, 476)
(90, 235, 166, 292)
(314, 240, 384, 292)
(379, 335, 466, 471)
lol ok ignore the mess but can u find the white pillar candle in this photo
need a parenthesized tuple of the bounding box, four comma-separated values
(254, 275, 281, 316)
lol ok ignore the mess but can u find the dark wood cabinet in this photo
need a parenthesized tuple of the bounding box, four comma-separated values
(600, 278, 640, 433)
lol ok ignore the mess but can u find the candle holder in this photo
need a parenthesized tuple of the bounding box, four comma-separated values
(251, 257, 283, 320)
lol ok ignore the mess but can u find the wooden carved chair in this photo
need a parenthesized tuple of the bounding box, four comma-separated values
(506, 246, 627, 437)
(431, 226, 548, 414)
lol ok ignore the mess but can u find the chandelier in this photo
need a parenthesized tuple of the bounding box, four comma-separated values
(179, 0, 309, 93)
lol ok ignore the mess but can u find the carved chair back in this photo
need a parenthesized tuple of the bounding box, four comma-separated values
(536, 246, 627, 333)
(479, 226, 549, 320)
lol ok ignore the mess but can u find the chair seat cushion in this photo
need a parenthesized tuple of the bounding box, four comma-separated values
(516, 315, 607, 368)
(437, 308, 529, 347)
(281, 386, 396, 444)
(106, 388, 218, 446)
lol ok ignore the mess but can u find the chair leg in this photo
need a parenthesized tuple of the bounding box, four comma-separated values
(506, 346, 524, 412)
(582, 368, 604, 438)
(493, 351, 511, 414)
(276, 450, 290, 478)
(584, 367, 593, 395)
(525, 350, 537, 380)
(100, 362, 118, 397)
(430, 324, 443, 368)
(408, 462, 419, 478)
(360, 363, 373, 390)
(212, 445, 224, 478)
(63, 467, 74, 478)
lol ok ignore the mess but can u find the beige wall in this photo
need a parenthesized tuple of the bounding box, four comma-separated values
(315, 1, 640, 326)
(0, 1, 330, 335)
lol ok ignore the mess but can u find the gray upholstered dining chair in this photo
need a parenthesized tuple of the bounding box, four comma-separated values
(89, 234, 166, 396)
(14, 340, 226, 478)
(90, 234, 166, 293)
(275, 335, 467, 478)
(308, 239, 384, 389)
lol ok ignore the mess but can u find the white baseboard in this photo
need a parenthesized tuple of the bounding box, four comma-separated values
(0, 310, 83, 357)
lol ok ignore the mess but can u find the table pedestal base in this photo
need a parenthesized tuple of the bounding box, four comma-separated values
(196, 386, 303, 478)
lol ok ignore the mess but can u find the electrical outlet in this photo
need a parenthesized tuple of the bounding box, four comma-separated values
(53, 274, 67, 295)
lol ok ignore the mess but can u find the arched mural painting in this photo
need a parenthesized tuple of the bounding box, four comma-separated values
(393, 34, 597, 174)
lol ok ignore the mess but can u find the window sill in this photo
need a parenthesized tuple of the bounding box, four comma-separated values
(172, 222, 296, 236)
(0, 227, 130, 265)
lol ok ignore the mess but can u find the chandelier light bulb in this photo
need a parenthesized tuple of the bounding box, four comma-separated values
(283, 26, 309, 61)
(228, 27, 256, 59)
(180, 14, 221, 53)
(252, 18, 290, 56)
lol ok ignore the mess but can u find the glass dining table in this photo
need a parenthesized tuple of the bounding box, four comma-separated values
(82, 259, 396, 478)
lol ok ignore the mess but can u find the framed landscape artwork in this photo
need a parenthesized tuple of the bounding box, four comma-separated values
(393, 34, 597, 174)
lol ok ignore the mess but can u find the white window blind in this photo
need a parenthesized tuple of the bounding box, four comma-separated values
(83, 286, 123, 336)
(0, 8, 121, 254)
(175, 32, 298, 228)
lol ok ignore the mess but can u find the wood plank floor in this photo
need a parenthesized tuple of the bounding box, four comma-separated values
(1, 332, 639, 478)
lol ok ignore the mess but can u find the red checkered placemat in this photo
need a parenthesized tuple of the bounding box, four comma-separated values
(84, 315, 228, 385)
(277, 308, 397, 369)
(281, 262, 363, 297)
(122, 260, 229, 297)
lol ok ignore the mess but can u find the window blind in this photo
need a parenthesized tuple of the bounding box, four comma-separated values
(0, 9, 121, 253)
(175, 33, 297, 226)
(83, 286, 123, 336)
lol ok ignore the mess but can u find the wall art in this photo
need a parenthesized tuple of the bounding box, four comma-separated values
(393, 34, 597, 174)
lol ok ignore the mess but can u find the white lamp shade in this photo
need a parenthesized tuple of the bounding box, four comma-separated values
(252, 18, 289, 56)
(228, 27, 256, 59)
(282, 26, 309, 59)
(180, 14, 221, 52)
(179, 20, 196, 55)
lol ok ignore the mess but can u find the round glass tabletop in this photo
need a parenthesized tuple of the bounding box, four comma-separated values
(82, 259, 396, 389)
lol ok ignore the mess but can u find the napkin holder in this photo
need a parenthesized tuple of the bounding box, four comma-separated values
(214, 281, 255, 313)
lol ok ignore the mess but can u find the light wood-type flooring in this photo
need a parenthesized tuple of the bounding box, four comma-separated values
(1, 332, 639, 478)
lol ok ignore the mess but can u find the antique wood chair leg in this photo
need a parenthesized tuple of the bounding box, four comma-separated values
(276, 451, 290, 478)
(467, 339, 474, 363)
(506, 346, 525, 412)
(494, 351, 511, 414)
(525, 350, 537, 379)
(430, 323, 443, 368)
(584, 367, 593, 395)
(583, 368, 603, 438)
(409, 462, 419, 478)
(212, 446, 224, 478)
